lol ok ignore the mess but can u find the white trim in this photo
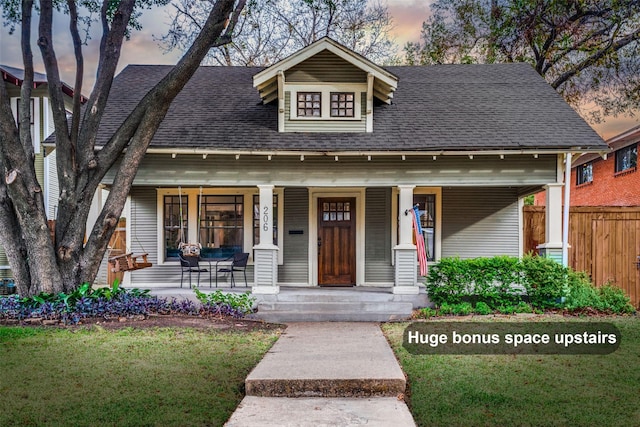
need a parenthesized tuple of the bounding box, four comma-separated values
(123, 196, 132, 287)
(308, 188, 366, 287)
(287, 83, 365, 121)
(518, 197, 524, 258)
(253, 37, 397, 89)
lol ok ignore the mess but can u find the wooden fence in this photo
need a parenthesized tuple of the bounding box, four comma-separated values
(523, 206, 640, 308)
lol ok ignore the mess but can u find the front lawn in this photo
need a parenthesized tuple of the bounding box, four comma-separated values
(0, 325, 281, 426)
(383, 317, 640, 427)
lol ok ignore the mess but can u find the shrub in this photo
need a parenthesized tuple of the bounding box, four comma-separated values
(193, 288, 256, 315)
(414, 307, 436, 319)
(450, 302, 474, 316)
(473, 301, 493, 315)
(427, 255, 569, 310)
(596, 284, 635, 314)
(564, 271, 600, 311)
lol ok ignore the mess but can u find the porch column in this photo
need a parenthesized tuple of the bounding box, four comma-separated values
(537, 183, 563, 263)
(252, 185, 279, 295)
(394, 185, 419, 294)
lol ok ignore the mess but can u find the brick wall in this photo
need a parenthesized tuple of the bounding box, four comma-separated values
(572, 156, 640, 206)
(533, 153, 640, 207)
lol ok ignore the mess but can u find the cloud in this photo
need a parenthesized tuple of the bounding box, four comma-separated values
(386, 0, 432, 46)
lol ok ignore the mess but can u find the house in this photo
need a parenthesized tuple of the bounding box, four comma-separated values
(533, 124, 639, 207)
(64, 38, 607, 294)
(0, 65, 82, 278)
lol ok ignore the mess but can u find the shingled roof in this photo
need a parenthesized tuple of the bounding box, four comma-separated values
(92, 62, 606, 154)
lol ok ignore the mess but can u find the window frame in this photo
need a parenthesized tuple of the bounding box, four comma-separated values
(296, 92, 322, 117)
(287, 83, 365, 121)
(330, 92, 355, 118)
(614, 143, 638, 174)
(576, 162, 593, 186)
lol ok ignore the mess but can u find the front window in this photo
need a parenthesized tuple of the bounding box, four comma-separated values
(414, 195, 436, 261)
(615, 144, 637, 173)
(199, 195, 244, 259)
(163, 195, 188, 259)
(576, 162, 593, 185)
(330, 92, 354, 117)
(297, 92, 321, 117)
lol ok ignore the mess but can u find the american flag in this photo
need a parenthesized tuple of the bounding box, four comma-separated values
(411, 205, 428, 276)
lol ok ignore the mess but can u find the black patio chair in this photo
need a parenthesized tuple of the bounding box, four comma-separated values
(215, 252, 249, 288)
(179, 253, 209, 288)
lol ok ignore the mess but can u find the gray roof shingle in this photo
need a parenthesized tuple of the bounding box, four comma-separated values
(94, 63, 607, 153)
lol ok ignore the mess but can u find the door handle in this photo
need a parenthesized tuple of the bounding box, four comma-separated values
(318, 237, 322, 248)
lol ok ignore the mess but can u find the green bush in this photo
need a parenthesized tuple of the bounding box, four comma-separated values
(596, 284, 635, 314)
(473, 301, 493, 315)
(520, 254, 566, 308)
(193, 288, 256, 314)
(564, 270, 600, 311)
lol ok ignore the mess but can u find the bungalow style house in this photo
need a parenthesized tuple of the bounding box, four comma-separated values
(0, 65, 81, 278)
(75, 38, 607, 295)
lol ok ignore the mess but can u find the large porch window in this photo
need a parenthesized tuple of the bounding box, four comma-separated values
(158, 188, 284, 264)
(163, 195, 188, 260)
(199, 195, 244, 259)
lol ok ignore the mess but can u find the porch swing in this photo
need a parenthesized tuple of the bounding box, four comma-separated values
(108, 201, 153, 274)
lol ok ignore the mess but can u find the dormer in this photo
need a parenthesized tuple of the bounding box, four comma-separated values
(252, 37, 398, 133)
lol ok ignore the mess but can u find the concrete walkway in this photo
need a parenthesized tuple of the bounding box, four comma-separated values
(225, 322, 416, 427)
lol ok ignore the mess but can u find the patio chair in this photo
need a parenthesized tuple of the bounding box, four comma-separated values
(179, 253, 209, 288)
(215, 252, 249, 288)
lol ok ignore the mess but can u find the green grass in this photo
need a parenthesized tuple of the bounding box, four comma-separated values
(383, 317, 640, 427)
(0, 325, 281, 427)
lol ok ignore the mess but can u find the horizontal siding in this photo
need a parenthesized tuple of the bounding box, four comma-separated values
(365, 188, 394, 282)
(442, 187, 519, 258)
(285, 50, 367, 83)
(279, 188, 309, 283)
(109, 154, 558, 188)
(284, 91, 366, 133)
(0, 245, 9, 278)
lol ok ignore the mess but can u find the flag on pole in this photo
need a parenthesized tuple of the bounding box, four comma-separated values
(411, 205, 428, 276)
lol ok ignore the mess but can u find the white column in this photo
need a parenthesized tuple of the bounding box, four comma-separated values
(253, 185, 279, 294)
(537, 183, 563, 263)
(394, 185, 419, 294)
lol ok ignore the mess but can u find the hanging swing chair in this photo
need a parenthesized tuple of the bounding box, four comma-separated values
(108, 202, 153, 274)
(177, 186, 203, 257)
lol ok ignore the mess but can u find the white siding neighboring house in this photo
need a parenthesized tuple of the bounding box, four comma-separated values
(0, 65, 81, 277)
(46, 38, 608, 297)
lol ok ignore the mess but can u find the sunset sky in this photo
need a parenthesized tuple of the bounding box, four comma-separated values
(1, 0, 637, 139)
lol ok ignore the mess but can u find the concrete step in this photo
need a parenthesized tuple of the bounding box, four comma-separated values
(244, 323, 407, 398)
(254, 301, 414, 322)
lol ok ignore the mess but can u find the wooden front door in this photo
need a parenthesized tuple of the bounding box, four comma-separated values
(318, 198, 356, 286)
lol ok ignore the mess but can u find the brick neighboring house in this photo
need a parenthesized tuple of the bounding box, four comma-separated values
(534, 124, 640, 206)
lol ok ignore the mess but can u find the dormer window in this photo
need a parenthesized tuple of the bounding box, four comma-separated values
(297, 92, 321, 117)
(330, 92, 354, 117)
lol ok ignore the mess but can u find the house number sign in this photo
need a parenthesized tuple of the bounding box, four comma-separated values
(262, 206, 270, 231)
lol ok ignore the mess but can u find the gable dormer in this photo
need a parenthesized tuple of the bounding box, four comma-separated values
(252, 37, 398, 133)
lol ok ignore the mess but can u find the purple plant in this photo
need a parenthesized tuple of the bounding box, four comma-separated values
(0, 288, 249, 325)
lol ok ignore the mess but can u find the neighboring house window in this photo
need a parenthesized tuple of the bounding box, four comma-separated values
(199, 195, 244, 259)
(163, 195, 188, 260)
(12, 97, 39, 153)
(330, 92, 354, 117)
(253, 195, 278, 246)
(576, 162, 593, 185)
(297, 92, 321, 117)
(615, 144, 637, 173)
